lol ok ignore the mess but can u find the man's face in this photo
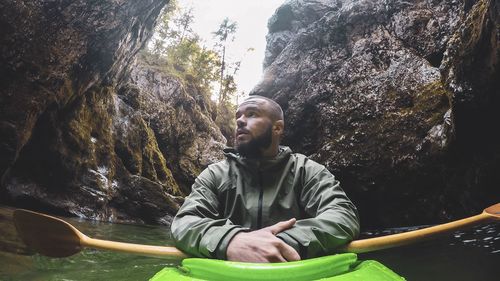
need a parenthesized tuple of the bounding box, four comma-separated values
(234, 100, 274, 157)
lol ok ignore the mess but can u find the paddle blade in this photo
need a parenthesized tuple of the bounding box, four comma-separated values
(484, 203, 500, 219)
(13, 209, 83, 258)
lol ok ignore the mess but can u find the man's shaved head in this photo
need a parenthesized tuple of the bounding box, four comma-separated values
(239, 95, 284, 122)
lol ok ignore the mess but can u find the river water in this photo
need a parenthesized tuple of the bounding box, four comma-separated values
(0, 205, 498, 281)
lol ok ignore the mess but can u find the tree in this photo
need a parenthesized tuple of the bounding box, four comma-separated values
(144, 3, 223, 103)
(174, 7, 194, 44)
(144, 6, 253, 145)
(150, 0, 178, 55)
(189, 46, 220, 91)
(146, 6, 250, 110)
(212, 18, 238, 104)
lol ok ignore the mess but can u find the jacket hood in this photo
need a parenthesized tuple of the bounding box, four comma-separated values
(223, 146, 292, 170)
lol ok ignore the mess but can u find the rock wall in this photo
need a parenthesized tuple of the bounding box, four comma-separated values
(1, 0, 497, 228)
(0, 0, 225, 224)
(254, 0, 499, 227)
(121, 59, 226, 194)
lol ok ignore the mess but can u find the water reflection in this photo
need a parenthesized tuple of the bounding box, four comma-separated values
(1, 206, 499, 280)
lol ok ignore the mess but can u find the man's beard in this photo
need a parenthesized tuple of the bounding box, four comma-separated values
(235, 124, 273, 158)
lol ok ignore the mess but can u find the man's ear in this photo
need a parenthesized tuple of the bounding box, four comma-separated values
(273, 120, 284, 136)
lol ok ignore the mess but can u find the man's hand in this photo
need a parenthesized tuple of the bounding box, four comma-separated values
(226, 218, 301, 263)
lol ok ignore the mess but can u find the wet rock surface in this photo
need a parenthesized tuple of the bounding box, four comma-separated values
(0, 0, 225, 224)
(254, 0, 499, 226)
(122, 60, 226, 195)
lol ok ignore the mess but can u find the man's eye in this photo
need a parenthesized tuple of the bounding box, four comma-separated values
(247, 112, 256, 117)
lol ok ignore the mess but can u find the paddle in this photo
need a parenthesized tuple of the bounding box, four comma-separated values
(13, 203, 499, 258)
(340, 202, 500, 253)
(13, 209, 188, 259)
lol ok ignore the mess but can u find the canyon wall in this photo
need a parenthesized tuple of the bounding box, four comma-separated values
(254, 0, 499, 226)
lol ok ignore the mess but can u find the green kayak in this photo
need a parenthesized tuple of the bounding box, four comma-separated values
(149, 253, 405, 281)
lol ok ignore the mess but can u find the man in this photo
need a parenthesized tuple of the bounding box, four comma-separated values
(171, 95, 360, 262)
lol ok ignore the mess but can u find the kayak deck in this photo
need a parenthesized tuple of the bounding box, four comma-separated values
(149, 253, 405, 281)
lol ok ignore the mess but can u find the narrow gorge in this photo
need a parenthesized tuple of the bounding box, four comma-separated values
(0, 0, 498, 228)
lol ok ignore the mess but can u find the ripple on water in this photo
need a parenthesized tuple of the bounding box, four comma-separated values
(455, 224, 500, 254)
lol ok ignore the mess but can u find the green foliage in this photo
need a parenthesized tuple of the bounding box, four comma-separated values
(144, 3, 251, 145)
(189, 46, 220, 92)
(212, 18, 238, 44)
(147, 6, 247, 105)
(150, 0, 178, 55)
(146, 3, 220, 95)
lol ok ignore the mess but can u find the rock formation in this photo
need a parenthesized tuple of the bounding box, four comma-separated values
(254, 0, 499, 227)
(1, 0, 497, 228)
(121, 59, 225, 195)
(0, 0, 225, 224)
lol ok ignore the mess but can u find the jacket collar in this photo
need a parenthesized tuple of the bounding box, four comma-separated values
(223, 146, 292, 170)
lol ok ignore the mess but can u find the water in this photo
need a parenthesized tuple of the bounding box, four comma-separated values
(361, 223, 500, 280)
(0, 206, 179, 281)
(1, 206, 499, 281)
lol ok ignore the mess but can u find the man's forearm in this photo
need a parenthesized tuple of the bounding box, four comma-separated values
(226, 219, 301, 262)
(276, 208, 360, 259)
(172, 215, 245, 259)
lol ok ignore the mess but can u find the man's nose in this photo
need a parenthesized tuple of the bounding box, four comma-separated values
(236, 116, 246, 127)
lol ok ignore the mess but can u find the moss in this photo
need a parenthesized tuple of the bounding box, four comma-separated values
(139, 119, 182, 195)
(405, 80, 451, 125)
(443, 0, 491, 80)
(63, 88, 117, 188)
(326, 80, 452, 166)
(457, 0, 489, 57)
(62, 84, 184, 197)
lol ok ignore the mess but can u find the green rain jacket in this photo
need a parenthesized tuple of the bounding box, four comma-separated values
(171, 146, 360, 260)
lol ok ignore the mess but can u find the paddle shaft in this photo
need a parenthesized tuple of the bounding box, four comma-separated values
(341, 211, 494, 253)
(81, 235, 188, 258)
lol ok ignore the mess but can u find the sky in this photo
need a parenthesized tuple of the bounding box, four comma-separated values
(177, 0, 286, 98)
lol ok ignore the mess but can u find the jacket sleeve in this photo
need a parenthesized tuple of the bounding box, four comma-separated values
(170, 166, 248, 259)
(276, 163, 360, 259)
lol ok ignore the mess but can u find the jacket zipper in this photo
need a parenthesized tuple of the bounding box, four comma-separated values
(257, 170, 264, 229)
